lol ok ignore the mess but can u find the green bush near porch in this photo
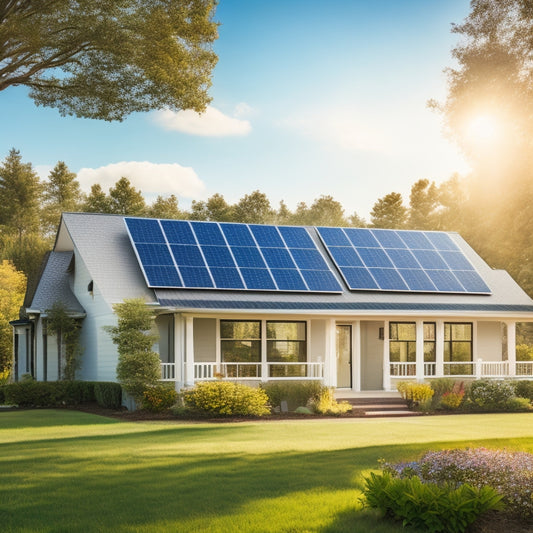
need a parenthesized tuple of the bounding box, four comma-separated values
(261, 381, 324, 411)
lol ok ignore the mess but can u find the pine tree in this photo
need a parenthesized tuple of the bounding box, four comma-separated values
(42, 161, 83, 234)
(108, 177, 146, 215)
(0, 149, 42, 239)
(370, 192, 407, 229)
(83, 184, 111, 213)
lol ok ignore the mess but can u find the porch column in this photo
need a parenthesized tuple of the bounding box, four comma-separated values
(415, 320, 424, 382)
(324, 318, 337, 387)
(507, 321, 516, 377)
(353, 320, 361, 392)
(185, 316, 195, 386)
(436, 320, 444, 377)
(173, 315, 184, 390)
(382, 320, 391, 391)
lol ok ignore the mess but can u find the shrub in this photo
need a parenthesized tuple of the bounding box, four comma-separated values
(516, 344, 533, 361)
(309, 387, 352, 415)
(181, 381, 270, 417)
(142, 384, 178, 412)
(362, 471, 502, 533)
(397, 381, 434, 409)
(261, 381, 324, 412)
(384, 447, 533, 519)
(94, 382, 122, 409)
(439, 382, 465, 410)
(513, 380, 533, 401)
(468, 379, 516, 411)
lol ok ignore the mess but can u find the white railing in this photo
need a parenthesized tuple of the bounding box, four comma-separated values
(160, 363, 176, 381)
(390, 362, 416, 377)
(480, 361, 509, 377)
(267, 362, 324, 379)
(517, 361, 533, 377)
(192, 361, 324, 381)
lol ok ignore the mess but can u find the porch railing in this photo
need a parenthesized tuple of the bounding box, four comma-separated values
(161, 363, 176, 381)
(193, 361, 324, 381)
(389, 360, 533, 379)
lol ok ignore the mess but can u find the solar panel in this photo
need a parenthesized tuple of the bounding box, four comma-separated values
(316, 227, 491, 294)
(125, 218, 343, 293)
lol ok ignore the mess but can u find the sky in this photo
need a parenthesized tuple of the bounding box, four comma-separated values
(0, 0, 472, 220)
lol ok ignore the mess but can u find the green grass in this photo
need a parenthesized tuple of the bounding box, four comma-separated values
(0, 411, 532, 532)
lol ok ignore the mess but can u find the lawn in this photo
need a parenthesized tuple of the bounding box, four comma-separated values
(1, 411, 532, 532)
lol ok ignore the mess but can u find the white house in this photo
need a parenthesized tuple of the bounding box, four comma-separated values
(11, 212, 533, 391)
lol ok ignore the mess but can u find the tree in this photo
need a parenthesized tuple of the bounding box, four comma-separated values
(190, 193, 234, 221)
(83, 184, 111, 213)
(0, 1, 219, 121)
(0, 260, 26, 373)
(42, 162, 83, 234)
(106, 298, 161, 405)
(307, 195, 348, 227)
(148, 194, 184, 219)
(233, 190, 274, 224)
(408, 179, 438, 230)
(370, 192, 407, 229)
(0, 148, 42, 239)
(108, 177, 146, 215)
(46, 301, 82, 380)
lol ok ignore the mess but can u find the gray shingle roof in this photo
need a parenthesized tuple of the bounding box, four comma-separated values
(57, 213, 533, 317)
(30, 251, 85, 314)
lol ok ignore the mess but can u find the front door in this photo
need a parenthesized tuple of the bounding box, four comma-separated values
(336, 325, 352, 388)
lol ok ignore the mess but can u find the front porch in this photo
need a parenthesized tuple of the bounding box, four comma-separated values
(156, 315, 533, 391)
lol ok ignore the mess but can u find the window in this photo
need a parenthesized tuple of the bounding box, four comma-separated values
(389, 322, 416, 363)
(389, 322, 436, 364)
(444, 322, 473, 375)
(267, 321, 307, 377)
(220, 320, 261, 363)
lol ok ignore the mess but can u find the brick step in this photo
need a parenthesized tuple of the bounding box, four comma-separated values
(337, 396, 418, 417)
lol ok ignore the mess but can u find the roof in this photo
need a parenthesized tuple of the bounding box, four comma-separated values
(29, 251, 85, 315)
(55, 213, 533, 317)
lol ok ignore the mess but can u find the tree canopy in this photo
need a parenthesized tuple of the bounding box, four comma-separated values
(0, 0, 218, 120)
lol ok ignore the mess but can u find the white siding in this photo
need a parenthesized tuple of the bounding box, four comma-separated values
(194, 318, 216, 362)
(310, 319, 326, 363)
(477, 321, 502, 362)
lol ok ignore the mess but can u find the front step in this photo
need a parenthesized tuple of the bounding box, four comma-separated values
(335, 393, 418, 417)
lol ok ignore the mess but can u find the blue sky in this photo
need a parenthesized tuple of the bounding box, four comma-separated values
(0, 0, 471, 219)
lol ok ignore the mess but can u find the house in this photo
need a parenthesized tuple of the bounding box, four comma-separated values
(11, 212, 533, 391)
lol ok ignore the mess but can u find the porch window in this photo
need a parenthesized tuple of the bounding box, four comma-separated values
(267, 321, 307, 377)
(444, 322, 473, 375)
(424, 323, 436, 362)
(220, 321, 261, 376)
(389, 322, 416, 363)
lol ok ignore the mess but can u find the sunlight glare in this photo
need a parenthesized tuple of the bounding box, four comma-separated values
(465, 114, 500, 145)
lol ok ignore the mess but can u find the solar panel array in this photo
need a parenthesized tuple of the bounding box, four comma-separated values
(125, 218, 343, 292)
(316, 227, 491, 294)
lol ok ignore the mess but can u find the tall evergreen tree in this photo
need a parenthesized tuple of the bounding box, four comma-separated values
(0, 149, 42, 239)
(408, 179, 438, 230)
(108, 178, 146, 215)
(148, 195, 184, 219)
(84, 184, 111, 213)
(370, 192, 407, 229)
(42, 161, 83, 233)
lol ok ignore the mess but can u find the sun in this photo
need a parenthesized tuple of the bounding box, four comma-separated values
(464, 113, 501, 145)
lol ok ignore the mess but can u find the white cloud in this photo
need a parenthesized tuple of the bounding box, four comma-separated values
(77, 161, 206, 199)
(152, 105, 252, 137)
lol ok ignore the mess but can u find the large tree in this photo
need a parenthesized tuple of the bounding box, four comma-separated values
(0, 148, 42, 239)
(0, 0, 218, 121)
(108, 177, 146, 215)
(42, 161, 83, 234)
(370, 192, 407, 229)
(0, 260, 26, 373)
(233, 190, 274, 224)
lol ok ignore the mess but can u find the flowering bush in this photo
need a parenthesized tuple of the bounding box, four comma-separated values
(384, 447, 533, 519)
(440, 382, 465, 410)
(142, 384, 178, 412)
(181, 381, 270, 417)
(468, 379, 517, 411)
(309, 387, 352, 415)
(397, 381, 434, 409)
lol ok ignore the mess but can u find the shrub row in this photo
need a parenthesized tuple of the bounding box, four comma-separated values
(398, 378, 533, 412)
(2, 380, 122, 409)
